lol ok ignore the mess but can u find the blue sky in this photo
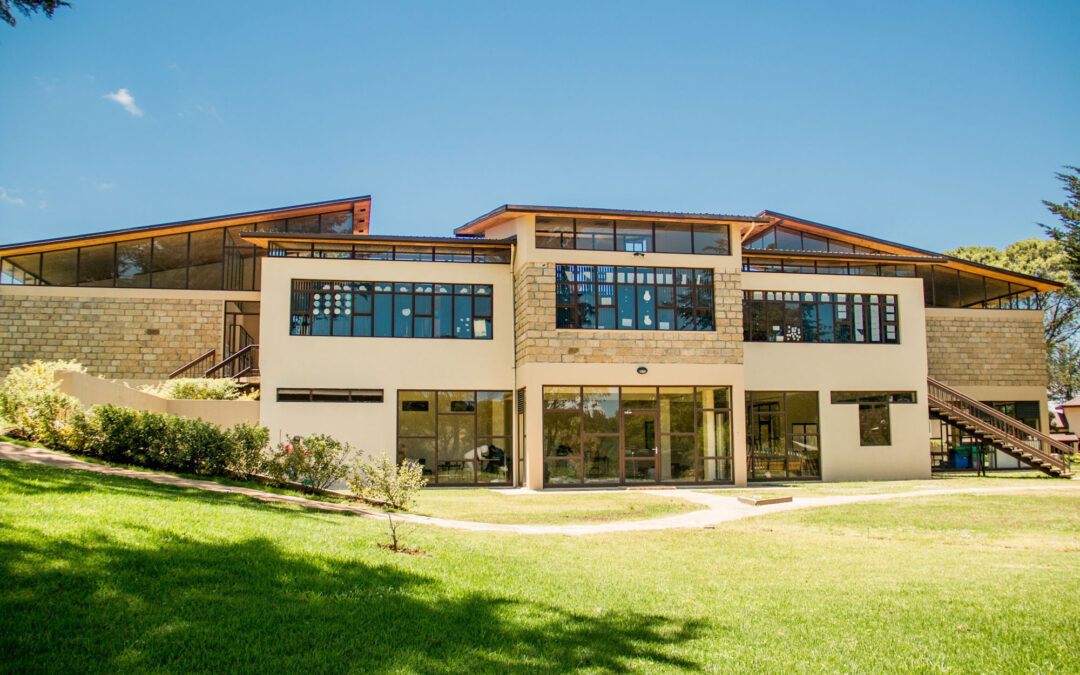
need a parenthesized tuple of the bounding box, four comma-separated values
(0, 1, 1077, 250)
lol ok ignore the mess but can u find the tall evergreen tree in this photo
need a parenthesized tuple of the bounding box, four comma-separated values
(1042, 166, 1080, 283)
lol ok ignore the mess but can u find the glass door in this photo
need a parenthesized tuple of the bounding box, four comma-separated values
(623, 411, 658, 483)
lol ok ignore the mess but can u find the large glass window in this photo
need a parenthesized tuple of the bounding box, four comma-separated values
(542, 385, 732, 486)
(746, 391, 820, 481)
(257, 210, 354, 235)
(743, 291, 899, 344)
(116, 239, 151, 288)
(536, 217, 731, 255)
(290, 279, 493, 339)
(556, 265, 714, 331)
(397, 390, 512, 485)
(77, 243, 115, 287)
(744, 225, 879, 254)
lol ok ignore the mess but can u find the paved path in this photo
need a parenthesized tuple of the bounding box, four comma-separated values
(3, 442, 1079, 536)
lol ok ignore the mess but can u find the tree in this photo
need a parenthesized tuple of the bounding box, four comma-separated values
(1, 0, 70, 27)
(1048, 341, 1080, 401)
(947, 238, 1080, 347)
(1042, 166, 1080, 283)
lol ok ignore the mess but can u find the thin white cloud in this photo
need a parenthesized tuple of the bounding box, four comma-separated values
(103, 88, 143, 117)
(0, 188, 25, 205)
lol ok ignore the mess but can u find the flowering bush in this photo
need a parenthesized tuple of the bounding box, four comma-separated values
(0, 360, 85, 446)
(141, 378, 242, 401)
(225, 422, 270, 479)
(262, 433, 350, 490)
(347, 453, 426, 510)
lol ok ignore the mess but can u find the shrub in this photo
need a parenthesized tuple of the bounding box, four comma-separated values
(86, 404, 266, 477)
(347, 453, 426, 510)
(141, 378, 241, 401)
(226, 422, 269, 479)
(263, 433, 350, 490)
(55, 407, 102, 455)
(0, 360, 86, 445)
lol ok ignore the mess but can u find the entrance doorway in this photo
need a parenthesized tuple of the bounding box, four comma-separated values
(622, 411, 658, 483)
(541, 385, 733, 486)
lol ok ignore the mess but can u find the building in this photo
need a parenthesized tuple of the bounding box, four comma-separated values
(0, 196, 1071, 487)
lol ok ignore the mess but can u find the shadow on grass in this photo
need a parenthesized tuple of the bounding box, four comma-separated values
(0, 460, 344, 524)
(0, 463, 705, 672)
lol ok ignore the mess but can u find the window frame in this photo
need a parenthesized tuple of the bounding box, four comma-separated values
(858, 402, 891, 446)
(289, 279, 494, 340)
(556, 264, 715, 331)
(743, 290, 900, 344)
(396, 389, 513, 486)
(535, 217, 731, 256)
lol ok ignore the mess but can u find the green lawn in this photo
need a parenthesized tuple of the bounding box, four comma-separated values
(699, 471, 1065, 498)
(410, 488, 703, 524)
(2, 460, 1078, 673)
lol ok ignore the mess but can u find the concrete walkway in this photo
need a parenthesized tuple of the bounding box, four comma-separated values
(3, 442, 1079, 536)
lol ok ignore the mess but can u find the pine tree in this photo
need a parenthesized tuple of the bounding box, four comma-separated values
(1042, 166, 1080, 283)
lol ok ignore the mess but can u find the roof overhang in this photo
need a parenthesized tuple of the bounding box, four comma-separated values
(752, 210, 1064, 292)
(455, 204, 768, 236)
(0, 196, 372, 256)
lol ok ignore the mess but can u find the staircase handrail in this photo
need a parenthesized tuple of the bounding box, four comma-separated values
(205, 344, 258, 379)
(169, 349, 216, 380)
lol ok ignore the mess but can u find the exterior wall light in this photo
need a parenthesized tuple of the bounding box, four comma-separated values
(636, 366, 648, 374)
(633, 252, 646, 257)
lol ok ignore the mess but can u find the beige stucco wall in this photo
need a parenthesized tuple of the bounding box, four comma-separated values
(55, 369, 259, 428)
(0, 285, 256, 381)
(743, 273, 931, 482)
(258, 257, 515, 473)
(925, 308, 1046, 387)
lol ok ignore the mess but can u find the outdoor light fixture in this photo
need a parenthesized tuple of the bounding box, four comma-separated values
(633, 252, 646, 257)
(636, 366, 648, 374)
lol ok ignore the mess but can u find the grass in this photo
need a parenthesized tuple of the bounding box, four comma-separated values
(2, 460, 1078, 672)
(699, 471, 1065, 498)
(409, 488, 704, 524)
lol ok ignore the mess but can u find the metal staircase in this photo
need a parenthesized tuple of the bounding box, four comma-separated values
(927, 377, 1072, 478)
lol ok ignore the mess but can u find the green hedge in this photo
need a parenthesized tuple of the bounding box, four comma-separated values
(58, 405, 269, 479)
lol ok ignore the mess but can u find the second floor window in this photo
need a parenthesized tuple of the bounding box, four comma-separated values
(743, 291, 899, 344)
(290, 279, 493, 339)
(555, 265, 715, 331)
(536, 217, 730, 255)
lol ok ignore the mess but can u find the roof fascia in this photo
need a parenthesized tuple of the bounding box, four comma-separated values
(0, 196, 371, 255)
(455, 204, 768, 235)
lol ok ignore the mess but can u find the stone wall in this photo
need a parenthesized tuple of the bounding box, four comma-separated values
(514, 263, 743, 365)
(925, 309, 1046, 387)
(0, 293, 221, 380)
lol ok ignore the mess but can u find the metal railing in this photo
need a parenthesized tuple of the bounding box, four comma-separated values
(927, 377, 1071, 474)
(205, 344, 259, 379)
(168, 349, 216, 380)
